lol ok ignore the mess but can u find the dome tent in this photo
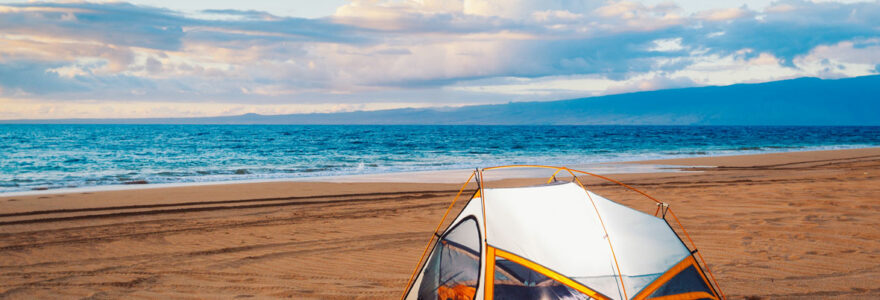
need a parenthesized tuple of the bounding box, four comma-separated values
(402, 166, 724, 300)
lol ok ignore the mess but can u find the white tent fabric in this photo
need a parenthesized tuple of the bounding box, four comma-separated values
(406, 181, 696, 300)
(483, 182, 689, 298)
(589, 189, 691, 295)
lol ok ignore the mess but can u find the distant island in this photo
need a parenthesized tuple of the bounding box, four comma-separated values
(4, 75, 879, 125)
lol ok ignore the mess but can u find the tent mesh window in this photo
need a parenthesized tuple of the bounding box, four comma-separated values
(648, 264, 714, 299)
(493, 257, 593, 300)
(417, 218, 481, 300)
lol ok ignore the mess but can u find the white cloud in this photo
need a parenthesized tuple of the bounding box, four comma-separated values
(650, 37, 685, 52)
(793, 39, 880, 77)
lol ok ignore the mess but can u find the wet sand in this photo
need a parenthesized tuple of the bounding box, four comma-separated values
(1, 148, 879, 299)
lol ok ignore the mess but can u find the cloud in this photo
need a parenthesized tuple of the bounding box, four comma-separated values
(695, 7, 753, 21)
(532, 10, 583, 22)
(0, 60, 86, 94)
(200, 9, 280, 21)
(0, 2, 366, 49)
(689, 0, 880, 65)
(0, 0, 879, 118)
(0, 2, 186, 50)
(0, 1, 371, 101)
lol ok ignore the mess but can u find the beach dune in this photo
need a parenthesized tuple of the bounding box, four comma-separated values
(1, 148, 879, 299)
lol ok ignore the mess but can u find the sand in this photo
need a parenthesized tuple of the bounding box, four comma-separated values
(1, 148, 879, 299)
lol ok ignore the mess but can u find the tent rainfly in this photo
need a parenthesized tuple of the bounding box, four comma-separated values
(402, 166, 724, 300)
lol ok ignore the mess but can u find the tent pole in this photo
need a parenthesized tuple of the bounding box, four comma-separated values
(478, 168, 488, 244)
(546, 169, 564, 184)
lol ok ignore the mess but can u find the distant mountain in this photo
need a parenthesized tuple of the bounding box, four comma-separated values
(4, 75, 879, 125)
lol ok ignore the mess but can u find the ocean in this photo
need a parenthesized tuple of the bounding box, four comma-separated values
(1, 125, 878, 193)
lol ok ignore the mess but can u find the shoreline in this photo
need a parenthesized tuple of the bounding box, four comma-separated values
(3, 145, 876, 197)
(0, 162, 689, 197)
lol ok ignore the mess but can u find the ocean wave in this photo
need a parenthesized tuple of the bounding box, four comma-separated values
(1, 125, 878, 194)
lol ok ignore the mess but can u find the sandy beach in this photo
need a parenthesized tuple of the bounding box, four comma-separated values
(1, 148, 879, 299)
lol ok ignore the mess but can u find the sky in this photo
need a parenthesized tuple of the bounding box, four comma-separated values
(0, 0, 879, 119)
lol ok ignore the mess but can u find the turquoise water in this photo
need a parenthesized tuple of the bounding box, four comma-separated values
(0, 125, 878, 193)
